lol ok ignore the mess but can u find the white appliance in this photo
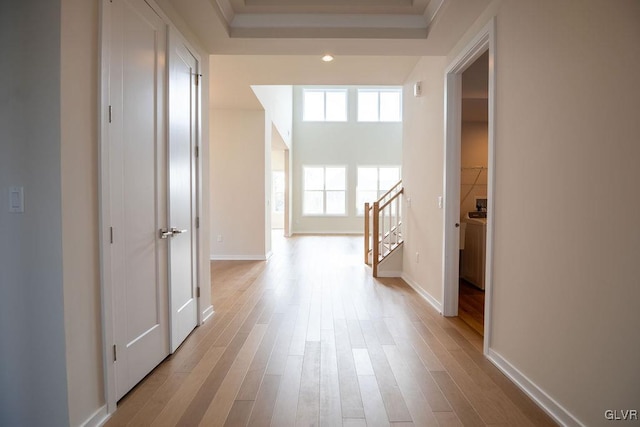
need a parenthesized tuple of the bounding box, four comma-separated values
(461, 214, 486, 289)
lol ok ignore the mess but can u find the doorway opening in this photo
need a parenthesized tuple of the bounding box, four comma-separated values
(442, 19, 495, 354)
(458, 51, 489, 336)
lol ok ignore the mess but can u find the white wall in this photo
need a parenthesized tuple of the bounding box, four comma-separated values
(60, 0, 104, 425)
(210, 109, 269, 259)
(252, 85, 293, 148)
(0, 0, 70, 425)
(292, 86, 403, 234)
(401, 57, 447, 304)
(402, 1, 640, 424)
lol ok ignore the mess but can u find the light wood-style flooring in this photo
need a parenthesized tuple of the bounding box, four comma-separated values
(106, 235, 556, 426)
(458, 280, 485, 336)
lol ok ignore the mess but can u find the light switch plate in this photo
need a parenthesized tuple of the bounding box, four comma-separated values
(9, 186, 24, 213)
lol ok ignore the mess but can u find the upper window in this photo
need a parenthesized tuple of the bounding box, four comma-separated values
(357, 89, 402, 122)
(303, 89, 348, 122)
(303, 166, 347, 215)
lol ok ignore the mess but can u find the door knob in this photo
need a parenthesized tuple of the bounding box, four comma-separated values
(159, 228, 173, 239)
(170, 227, 188, 235)
(455, 223, 460, 228)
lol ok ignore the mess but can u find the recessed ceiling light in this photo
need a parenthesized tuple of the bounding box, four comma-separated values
(321, 54, 334, 62)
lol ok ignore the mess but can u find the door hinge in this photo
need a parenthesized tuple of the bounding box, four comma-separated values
(195, 146, 199, 158)
(196, 217, 200, 229)
(113, 344, 117, 362)
(108, 105, 112, 123)
(195, 73, 201, 86)
(196, 287, 200, 298)
(110, 227, 114, 244)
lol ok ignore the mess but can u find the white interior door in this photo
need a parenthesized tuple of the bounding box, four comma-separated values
(108, 0, 169, 400)
(168, 36, 199, 352)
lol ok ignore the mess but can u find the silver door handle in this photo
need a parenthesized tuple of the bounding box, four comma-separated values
(170, 227, 187, 235)
(159, 228, 173, 239)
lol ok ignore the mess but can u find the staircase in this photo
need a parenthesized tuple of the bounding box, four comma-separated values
(364, 181, 404, 277)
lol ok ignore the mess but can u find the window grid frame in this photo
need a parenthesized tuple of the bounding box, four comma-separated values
(303, 88, 348, 123)
(302, 165, 348, 217)
(357, 88, 403, 123)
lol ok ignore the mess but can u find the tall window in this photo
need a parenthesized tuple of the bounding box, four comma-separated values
(272, 171, 285, 213)
(356, 166, 401, 214)
(303, 89, 348, 122)
(357, 89, 402, 122)
(303, 166, 347, 215)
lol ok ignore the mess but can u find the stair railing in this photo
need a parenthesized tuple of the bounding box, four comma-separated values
(364, 180, 404, 277)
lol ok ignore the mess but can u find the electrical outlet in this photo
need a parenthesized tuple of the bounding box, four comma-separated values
(415, 252, 420, 263)
(217, 235, 223, 242)
(438, 196, 443, 209)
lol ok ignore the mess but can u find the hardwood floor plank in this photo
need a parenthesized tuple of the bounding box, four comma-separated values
(152, 346, 225, 427)
(236, 313, 284, 400)
(347, 318, 367, 349)
(358, 375, 391, 427)
(295, 341, 321, 426)
(433, 411, 464, 427)
(271, 356, 304, 427)
(128, 372, 188, 425)
(430, 371, 485, 427)
(320, 329, 343, 427)
(334, 318, 365, 419)
(246, 374, 281, 427)
(352, 349, 375, 377)
(359, 320, 412, 423)
(199, 324, 268, 426)
(106, 372, 169, 426)
(289, 302, 311, 356)
(224, 400, 254, 427)
(383, 345, 439, 426)
(342, 419, 368, 427)
(265, 306, 298, 376)
(390, 336, 451, 413)
(174, 331, 251, 426)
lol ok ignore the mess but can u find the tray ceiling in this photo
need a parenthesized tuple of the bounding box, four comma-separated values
(211, 0, 445, 39)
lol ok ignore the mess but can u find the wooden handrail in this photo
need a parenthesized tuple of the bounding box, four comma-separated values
(377, 180, 402, 204)
(379, 188, 404, 211)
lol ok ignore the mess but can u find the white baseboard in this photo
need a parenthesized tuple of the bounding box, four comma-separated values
(81, 405, 109, 427)
(487, 349, 585, 427)
(377, 270, 403, 278)
(210, 254, 268, 261)
(201, 305, 214, 324)
(400, 273, 443, 314)
(265, 250, 273, 260)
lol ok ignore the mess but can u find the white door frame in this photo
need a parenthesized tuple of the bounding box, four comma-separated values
(98, 0, 203, 414)
(442, 18, 496, 355)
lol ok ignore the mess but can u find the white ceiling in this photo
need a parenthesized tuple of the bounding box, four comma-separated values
(209, 55, 420, 109)
(210, 0, 441, 39)
(166, 0, 492, 108)
(168, 0, 491, 55)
